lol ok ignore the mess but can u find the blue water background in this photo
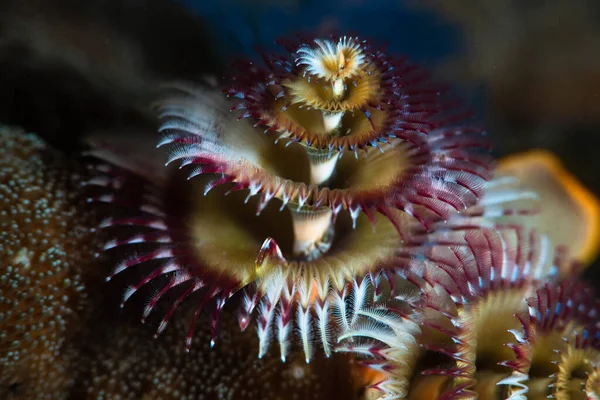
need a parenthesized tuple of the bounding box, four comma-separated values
(177, 0, 485, 115)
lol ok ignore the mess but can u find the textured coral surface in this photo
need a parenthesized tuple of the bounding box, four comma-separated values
(71, 309, 360, 400)
(0, 127, 98, 398)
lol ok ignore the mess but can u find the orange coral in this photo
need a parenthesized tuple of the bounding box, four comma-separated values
(497, 150, 600, 265)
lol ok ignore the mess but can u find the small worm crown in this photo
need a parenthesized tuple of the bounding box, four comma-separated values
(337, 227, 600, 399)
(296, 37, 366, 82)
(227, 35, 466, 156)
